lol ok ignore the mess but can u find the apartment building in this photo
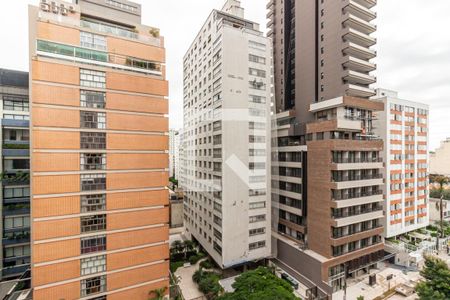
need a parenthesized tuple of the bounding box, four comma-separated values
(29, 0, 169, 299)
(181, 0, 272, 268)
(373, 89, 429, 238)
(268, 0, 384, 297)
(430, 138, 450, 176)
(0, 69, 30, 281)
(169, 129, 181, 179)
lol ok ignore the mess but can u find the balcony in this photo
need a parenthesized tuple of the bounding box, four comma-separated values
(2, 234, 30, 246)
(37, 40, 162, 76)
(1, 119, 29, 128)
(343, 13, 376, 35)
(2, 264, 30, 278)
(332, 157, 383, 171)
(343, 70, 376, 85)
(345, 83, 376, 98)
(2, 149, 30, 157)
(352, 0, 376, 9)
(266, 0, 274, 9)
(2, 172, 30, 186)
(343, 56, 376, 72)
(80, 19, 161, 47)
(332, 174, 383, 189)
(332, 205, 382, 219)
(332, 209, 384, 227)
(343, 28, 376, 48)
(344, 0, 377, 22)
(343, 42, 376, 60)
(3, 206, 30, 217)
(332, 192, 383, 209)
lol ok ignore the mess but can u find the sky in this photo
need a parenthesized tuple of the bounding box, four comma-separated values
(0, 0, 449, 151)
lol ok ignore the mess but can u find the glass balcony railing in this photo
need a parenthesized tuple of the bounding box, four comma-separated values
(80, 19, 138, 40)
(80, 19, 161, 47)
(37, 40, 108, 62)
(37, 40, 162, 74)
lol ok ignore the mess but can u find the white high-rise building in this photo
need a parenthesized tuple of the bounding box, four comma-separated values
(373, 89, 430, 237)
(181, 0, 273, 268)
(169, 129, 181, 179)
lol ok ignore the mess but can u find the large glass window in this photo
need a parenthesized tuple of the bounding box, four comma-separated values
(3, 187, 30, 199)
(80, 111, 106, 129)
(81, 174, 106, 191)
(81, 235, 106, 254)
(81, 275, 106, 297)
(37, 40, 108, 62)
(3, 96, 29, 112)
(81, 255, 106, 276)
(81, 153, 106, 170)
(80, 69, 106, 89)
(81, 90, 106, 108)
(3, 114, 29, 121)
(81, 214, 106, 233)
(80, 32, 107, 51)
(4, 245, 30, 258)
(81, 132, 106, 149)
(81, 194, 106, 213)
(4, 216, 30, 229)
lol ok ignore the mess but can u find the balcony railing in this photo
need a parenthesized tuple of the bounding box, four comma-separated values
(332, 224, 382, 239)
(37, 40, 162, 75)
(333, 189, 383, 201)
(333, 157, 382, 164)
(332, 173, 383, 182)
(332, 206, 383, 219)
(80, 19, 161, 47)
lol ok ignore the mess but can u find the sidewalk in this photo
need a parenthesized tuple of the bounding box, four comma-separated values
(174, 260, 206, 300)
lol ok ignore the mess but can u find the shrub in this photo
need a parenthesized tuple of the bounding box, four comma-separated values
(200, 259, 214, 269)
(170, 261, 184, 273)
(189, 255, 202, 265)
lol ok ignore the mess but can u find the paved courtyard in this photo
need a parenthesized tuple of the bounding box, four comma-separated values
(174, 260, 206, 300)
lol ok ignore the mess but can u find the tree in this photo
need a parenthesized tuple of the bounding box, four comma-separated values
(430, 174, 450, 238)
(148, 287, 167, 300)
(217, 267, 300, 300)
(415, 256, 450, 300)
(171, 240, 184, 254)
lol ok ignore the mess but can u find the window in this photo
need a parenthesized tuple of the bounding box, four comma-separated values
(4, 216, 30, 230)
(81, 90, 106, 108)
(81, 132, 106, 149)
(80, 32, 107, 51)
(249, 189, 266, 196)
(249, 215, 266, 223)
(249, 54, 266, 64)
(81, 194, 106, 213)
(249, 95, 266, 104)
(3, 96, 29, 112)
(249, 228, 266, 236)
(249, 162, 265, 170)
(4, 245, 30, 258)
(81, 153, 106, 170)
(249, 40, 266, 51)
(3, 114, 29, 120)
(4, 159, 29, 170)
(81, 275, 106, 297)
(81, 255, 106, 276)
(81, 214, 106, 233)
(81, 111, 106, 129)
(81, 174, 106, 191)
(249, 240, 266, 250)
(37, 40, 108, 63)
(249, 68, 266, 78)
(3, 187, 30, 199)
(249, 201, 266, 209)
(80, 69, 106, 89)
(249, 149, 266, 157)
(81, 235, 106, 254)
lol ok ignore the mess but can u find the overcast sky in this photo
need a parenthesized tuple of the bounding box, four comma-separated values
(0, 0, 449, 150)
